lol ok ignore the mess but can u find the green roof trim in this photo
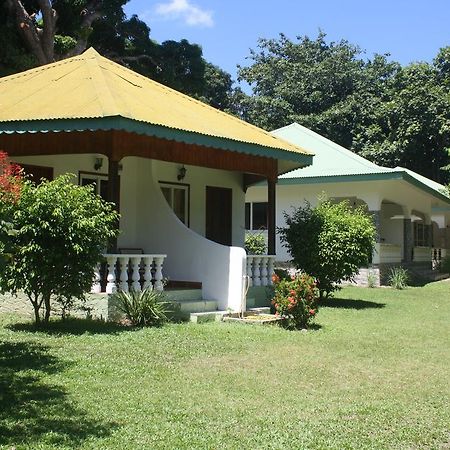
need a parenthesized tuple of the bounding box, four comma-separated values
(276, 171, 450, 205)
(0, 117, 313, 166)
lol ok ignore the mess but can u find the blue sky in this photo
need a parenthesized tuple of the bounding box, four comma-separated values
(125, 0, 450, 83)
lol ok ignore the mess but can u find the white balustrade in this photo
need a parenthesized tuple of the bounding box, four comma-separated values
(92, 254, 167, 294)
(246, 255, 276, 287)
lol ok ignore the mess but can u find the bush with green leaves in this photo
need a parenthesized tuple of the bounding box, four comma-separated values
(440, 256, 450, 274)
(244, 232, 266, 255)
(0, 174, 119, 324)
(114, 288, 175, 327)
(388, 267, 409, 289)
(271, 272, 319, 329)
(279, 200, 376, 298)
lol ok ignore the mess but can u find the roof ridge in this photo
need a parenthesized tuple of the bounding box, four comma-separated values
(96, 55, 313, 155)
(85, 52, 121, 116)
(274, 122, 383, 170)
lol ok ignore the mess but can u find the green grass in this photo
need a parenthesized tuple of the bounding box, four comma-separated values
(1, 282, 449, 449)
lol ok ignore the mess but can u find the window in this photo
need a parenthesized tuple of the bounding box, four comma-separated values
(245, 202, 268, 230)
(79, 172, 109, 200)
(160, 182, 189, 226)
(414, 222, 429, 247)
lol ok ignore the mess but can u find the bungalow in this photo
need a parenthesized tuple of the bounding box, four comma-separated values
(246, 123, 450, 284)
(0, 49, 313, 314)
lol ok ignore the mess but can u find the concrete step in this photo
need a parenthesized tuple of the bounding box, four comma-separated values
(190, 310, 228, 324)
(165, 289, 203, 302)
(248, 307, 271, 314)
(178, 299, 218, 313)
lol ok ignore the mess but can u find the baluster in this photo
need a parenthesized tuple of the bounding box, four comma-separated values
(142, 256, 154, 290)
(268, 257, 275, 285)
(260, 257, 269, 286)
(91, 263, 102, 293)
(119, 256, 129, 292)
(130, 256, 142, 292)
(106, 255, 118, 294)
(246, 257, 253, 287)
(154, 256, 165, 291)
(253, 257, 261, 287)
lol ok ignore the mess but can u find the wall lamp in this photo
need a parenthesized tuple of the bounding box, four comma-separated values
(177, 165, 187, 181)
(94, 157, 103, 171)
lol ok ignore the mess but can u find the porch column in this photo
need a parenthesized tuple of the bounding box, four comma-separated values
(107, 158, 120, 252)
(369, 210, 381, 243)
(403, 218, 413, 262)
(267, 177, 277, 255)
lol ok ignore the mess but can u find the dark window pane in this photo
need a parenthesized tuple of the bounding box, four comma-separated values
(245, 203, 250, 230)
(252, 202, 268, 230)
(161, 187, 172, 206)
(173, 188, 186, 224)
(100, 180, 109, 200)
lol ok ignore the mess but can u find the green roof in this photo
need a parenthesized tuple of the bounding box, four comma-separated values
(272, 123, 450, 208)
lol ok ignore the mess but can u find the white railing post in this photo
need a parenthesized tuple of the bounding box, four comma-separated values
(260, 256, 269, 286)
(119, 256, 129, 292)
(130, 256, 142, 292)
(91, 263, 102, 293)
(142, 256, 154, 290)
(246, 256, 253, 287)
(253, 257, 261, 286)
(106, 255, 118, 294)
(154, 256, 164, 291)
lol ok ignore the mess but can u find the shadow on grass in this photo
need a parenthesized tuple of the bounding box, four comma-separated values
(321, 298, 386, 309)
(8, 317, 134, 335)
(0, 340, 117, 448)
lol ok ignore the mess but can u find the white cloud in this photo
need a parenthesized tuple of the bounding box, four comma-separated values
(153, 0, 214, 27)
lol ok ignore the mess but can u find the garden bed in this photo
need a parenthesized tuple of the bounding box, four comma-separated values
(222, 312, 283, 325)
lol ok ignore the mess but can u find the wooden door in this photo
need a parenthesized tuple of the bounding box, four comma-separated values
(205, 186, 232, 246)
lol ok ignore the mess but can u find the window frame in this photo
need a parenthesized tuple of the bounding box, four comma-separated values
(245, 201, 268, 231)
(159, 181, 190, 227)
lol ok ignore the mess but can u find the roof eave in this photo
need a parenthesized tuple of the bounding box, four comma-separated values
(0, 116, 313, 172)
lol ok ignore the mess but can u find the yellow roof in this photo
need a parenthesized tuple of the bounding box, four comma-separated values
(0, 48, 312, 160)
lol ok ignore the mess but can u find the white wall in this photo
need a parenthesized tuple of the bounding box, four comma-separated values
(13, 154, 247, 309)
(247, 178, 437, 262)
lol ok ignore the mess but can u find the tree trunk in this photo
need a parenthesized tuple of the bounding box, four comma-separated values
(43, 293, 51, 324)
(33, 302, 41, 324)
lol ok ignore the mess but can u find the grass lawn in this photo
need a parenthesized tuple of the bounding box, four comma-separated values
(1, 282, 449, 449)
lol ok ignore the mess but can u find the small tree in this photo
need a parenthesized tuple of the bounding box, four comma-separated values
(0, 151, 23, 269)
(0, 174, 119, 324)
(279, 200, 376, 298)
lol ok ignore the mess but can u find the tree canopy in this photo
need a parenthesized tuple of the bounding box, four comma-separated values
(0, 0, 236, 107)
(238, 32, 450, 183)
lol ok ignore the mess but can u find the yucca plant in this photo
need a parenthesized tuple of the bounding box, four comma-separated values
(388, 267, 409, 290)
(114, 288, 174, 327)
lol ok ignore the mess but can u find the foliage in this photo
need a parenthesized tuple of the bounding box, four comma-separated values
(237, 32, 450, 184)
(388, 267, 409, 290)
(440, 256, 450, 274)
(1, 2, 238, 112)
(367, 270, 378, 288)
(244, 232, 266, 255)
(114, 288, 174, 327)
(0, 174, 119, 324)
(271, 272, 319, 329)
(279, 200, 376, 298)
(0, 152, 23, 271)
(1, 283, 449, 449)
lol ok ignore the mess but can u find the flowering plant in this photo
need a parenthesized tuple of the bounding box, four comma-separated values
(271, 272, 319, 329)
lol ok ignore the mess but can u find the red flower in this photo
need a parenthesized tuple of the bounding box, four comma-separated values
(271, 274, 280, 284)
(309, 309, 316, 316)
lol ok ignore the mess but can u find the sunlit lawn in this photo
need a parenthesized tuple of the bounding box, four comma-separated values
(1, 282, 449, 449)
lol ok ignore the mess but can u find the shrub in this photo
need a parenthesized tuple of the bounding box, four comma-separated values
(367, 270, 378, 288)
(388, 267, 409, 289)
(244, 232, 266, 255)
(114, 288, 175, 327)
(271, 273, 319, 329)
(440, 256, 450, 274)
(279, 200, 376, 298)
(0, 174, 119, 324)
